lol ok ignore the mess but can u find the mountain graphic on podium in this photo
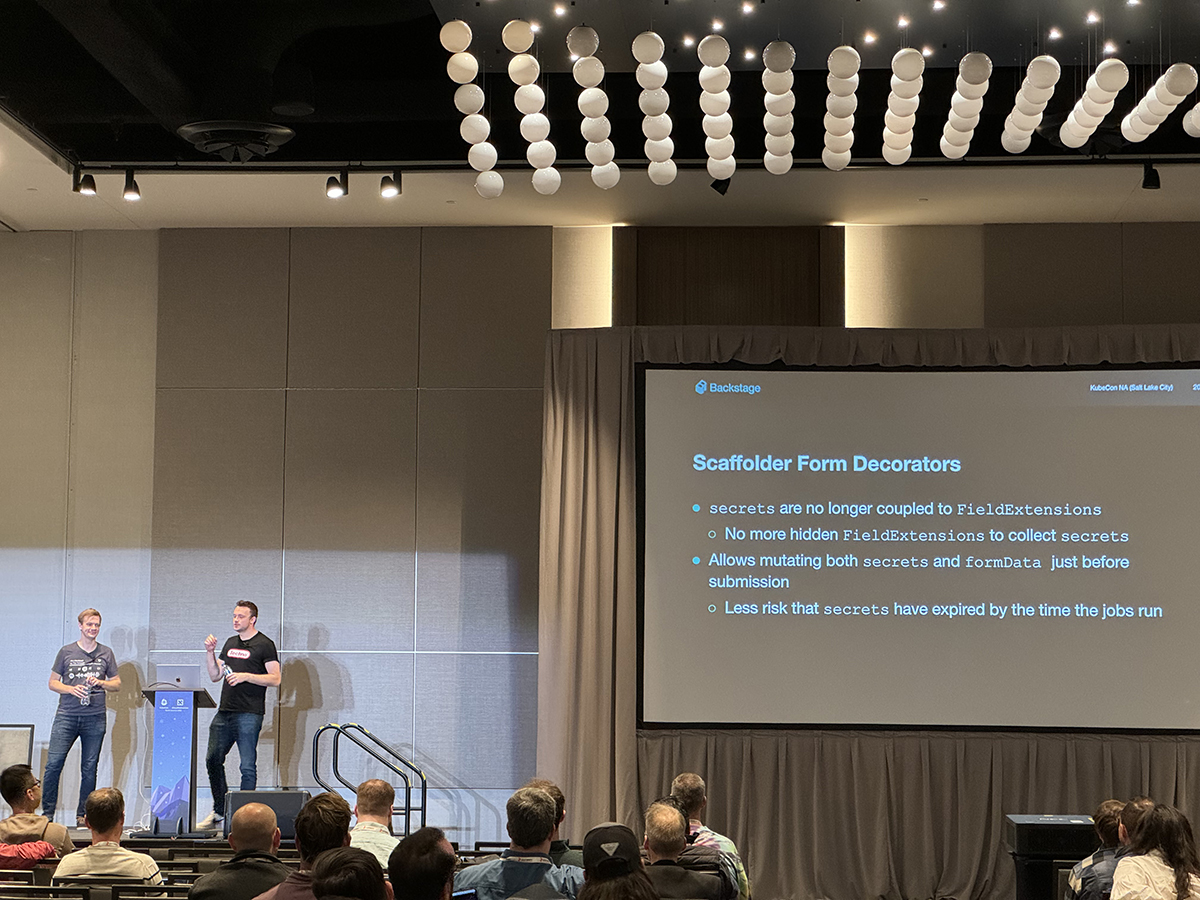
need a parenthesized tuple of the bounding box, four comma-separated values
(150, 776, 190, 820)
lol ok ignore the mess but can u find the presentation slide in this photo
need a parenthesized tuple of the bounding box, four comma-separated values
(640, 367, 1200, 729)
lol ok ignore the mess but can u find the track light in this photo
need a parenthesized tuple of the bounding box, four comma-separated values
(1142, 162, 1160, 190)
(326, 170, 348, 199)
(380, 170, 401, 198)
(123, 169, 140, 201)
(72, 167, 96, 196)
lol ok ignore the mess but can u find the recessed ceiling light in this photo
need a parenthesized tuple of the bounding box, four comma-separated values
(1086, 10, 1100, 23)
(863, 31, 877, 44)
(932, 0, 945, 9)
(683, 35, 695, 47)
(742, 2, 753, 13)
(569, 53, 579, 61)
(554, 4, 566, 16)
(922, 45, 934, 56)
(898, 15, 910, 27)
(530, 21, 541, 32)
(1103, 40, 1117, 53)
(743, 48, 755, 60)
(1127, 0, 1140, 5)
(712, 18, 724, 31)
(1049, 27, 1062, 39)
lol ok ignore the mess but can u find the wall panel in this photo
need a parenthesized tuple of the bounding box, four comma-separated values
(414, 389, 542, 653)
(846, 225, 984, 328)
(1121, 223, 1200, 324)
(288, 229, 421, 388)
(419, 227, 551, 389)
(150, 389, 285, 650)
(281, 389, 417, 651)
(157, 229, 289, 388)
(0, 232, 75, 773)
(414, 653, 538, 788)
(984, 224, 1124, 326)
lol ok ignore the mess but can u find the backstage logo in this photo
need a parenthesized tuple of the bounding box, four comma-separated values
(694, 378, 762, 396)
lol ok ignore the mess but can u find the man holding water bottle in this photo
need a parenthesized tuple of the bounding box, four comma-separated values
(43, 608, 121, 826)
(198, 601, 280, 831)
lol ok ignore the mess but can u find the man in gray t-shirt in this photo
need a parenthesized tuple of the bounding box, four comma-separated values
(42, 608, 120, 825)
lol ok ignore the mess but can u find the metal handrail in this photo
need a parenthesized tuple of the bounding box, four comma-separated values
(311, 722, 428, 835)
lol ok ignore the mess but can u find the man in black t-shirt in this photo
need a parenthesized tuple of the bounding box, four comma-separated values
(198, 601, 280, 831)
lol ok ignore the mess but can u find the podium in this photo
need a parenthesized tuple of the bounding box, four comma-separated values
(142, 687, 216, 833)
(1006, 814, 1099, 900)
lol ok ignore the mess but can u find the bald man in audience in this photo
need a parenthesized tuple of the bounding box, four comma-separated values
(253, 792, 353, 900)
(671, 773, 750, 900)
(643, 800, 725, 900)
(189, 802, 292, 900)
(351, 780, 400, 871)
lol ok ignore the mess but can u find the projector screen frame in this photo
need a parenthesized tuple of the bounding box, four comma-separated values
(636, 358, 1200, 734)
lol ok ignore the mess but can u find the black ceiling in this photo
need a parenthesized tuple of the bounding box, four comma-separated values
(3, 0, 1200, 172)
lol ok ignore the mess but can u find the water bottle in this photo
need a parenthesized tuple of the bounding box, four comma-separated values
(79, 676, 91, 706)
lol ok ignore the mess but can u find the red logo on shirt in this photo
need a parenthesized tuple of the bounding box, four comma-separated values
(227, 649, 250, 659)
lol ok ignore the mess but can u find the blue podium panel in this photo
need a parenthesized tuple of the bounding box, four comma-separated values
(150, 691, 195, 831)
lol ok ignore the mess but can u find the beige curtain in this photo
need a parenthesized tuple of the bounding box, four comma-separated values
(538, 324, 1200, 900)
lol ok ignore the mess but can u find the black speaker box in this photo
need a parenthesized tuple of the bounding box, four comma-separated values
(223, 789, 312, 839)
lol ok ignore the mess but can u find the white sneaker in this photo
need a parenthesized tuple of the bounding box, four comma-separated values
(197, 812, 223, 830)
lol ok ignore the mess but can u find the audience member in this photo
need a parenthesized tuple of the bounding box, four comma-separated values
(252, 792, 352, 900)
(351, 780, 399, 871)
(312, 847, 388, 900)
(189, 802, 291, 900)
(525, 779, 583, 868)
(643, 801, 725, 900)
(1065, 799, 1125, 900)
(1122, 798, 1157, 845)
(1113, 804, 1200, 900)
(671, 773, 750, 900)
(453, 787, 584, 900)
(51, 788, 163, 883)
(387, 826, 456, 900)
(0, 764, 73, 859)
(577, 823, 657, 900)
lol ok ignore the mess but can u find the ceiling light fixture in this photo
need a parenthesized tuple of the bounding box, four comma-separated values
(1121, 63, 1198, 144)
(762, 40, 796, 176)
(932, 0, 945, 8)
(1103, 41, 1117, 54)
(71, 166, 96, 196)
(380, 171, 400, 198)
(744, 48, 755, 60)
(863, 31, 877, 44)
(898, 16, 910, 28)
(742, 2, 753, 13)
(122, 169, 140, 201)
(326, 170, 348, 199)
(1086, 11, 1100, 24)
(712, 19, 724, 31)
(554, 5, 566, 16)
(1049, 27, 1062, 40)
(922, 46, 934, 57)
(683, 36, 695, 47)
(530, 22, 541, 32)
(1142, 162, 1160, 189)
(1127, 0, 1140, 5)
